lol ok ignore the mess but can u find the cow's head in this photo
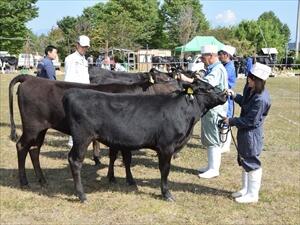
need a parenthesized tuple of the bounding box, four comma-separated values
(148, 69, 174, 83)
(183, 79, 227, 115)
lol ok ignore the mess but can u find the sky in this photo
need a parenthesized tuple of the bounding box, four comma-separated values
(26, 0, 299, 42)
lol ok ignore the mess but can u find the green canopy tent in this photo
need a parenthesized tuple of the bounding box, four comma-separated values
(175, 36, 225, 52)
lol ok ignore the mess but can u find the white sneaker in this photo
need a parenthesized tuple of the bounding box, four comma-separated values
(235, 168, 262, 203)
(232, 171, 248, 198)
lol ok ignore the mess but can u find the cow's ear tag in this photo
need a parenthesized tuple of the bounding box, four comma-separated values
(149, 75, 155, 84)
(187, 87, 194, 95)
(186, 87, 194, 101)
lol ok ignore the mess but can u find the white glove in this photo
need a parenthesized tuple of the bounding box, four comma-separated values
(226, 89, 236, 98)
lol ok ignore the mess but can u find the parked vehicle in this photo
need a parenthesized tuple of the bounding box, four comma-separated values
(187, 54, 205, 72)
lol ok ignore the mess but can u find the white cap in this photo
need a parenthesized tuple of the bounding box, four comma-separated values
(77, 35, 90, 47)
(201, 45, 218, 54)
(220, 45, 236, 56)
(250, 63, 271, 80)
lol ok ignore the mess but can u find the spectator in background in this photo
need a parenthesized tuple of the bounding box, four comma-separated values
(110, 56, 116, 70)
(102, 55, 111, 70)
(95, 55, 103, 67)
(245, 54, 256, 76)
(36, 45, 58, 80)
(218, 45, 237, 153)
(87, 55, 94, 66)
(115, 60, 126, 72)
(64, 35, 90, 147)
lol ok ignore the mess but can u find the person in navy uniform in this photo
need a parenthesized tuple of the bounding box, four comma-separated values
(224, 62, 272, 203)
(218, 45, 237, 153)
(37, 45, 58, 80)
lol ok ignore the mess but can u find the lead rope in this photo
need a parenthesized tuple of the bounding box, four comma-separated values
(218, 98, 238, 151)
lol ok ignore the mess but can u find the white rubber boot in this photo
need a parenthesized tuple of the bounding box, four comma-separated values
(235, 168, 262, 203)
(199, 146, 221, 179)
(68, 136, 73, 147)
(197, 147, 211, 173)
(198, 166, 208, 173)
(232, 171, 248, 198)
(220, 132, 231, 153)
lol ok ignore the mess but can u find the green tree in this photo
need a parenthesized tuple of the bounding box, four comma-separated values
(0, 0, 38, 54)
(257, 11, 290, 56)
(57, 16, 78, 56)
(83, 0, 161, 50)
(161, 0, 209, 49)
(234, 11, 290, 57)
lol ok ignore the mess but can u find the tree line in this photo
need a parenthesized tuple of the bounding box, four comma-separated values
(0, 0, 292, 60)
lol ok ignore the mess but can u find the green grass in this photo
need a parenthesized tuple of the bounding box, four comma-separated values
(0, 73, 299, 225)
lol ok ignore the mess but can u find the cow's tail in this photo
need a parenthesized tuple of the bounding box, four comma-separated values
(9, 74, 30, 141)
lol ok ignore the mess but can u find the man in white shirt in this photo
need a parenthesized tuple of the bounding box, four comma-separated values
(64, 35, 90, 84)
(64, 35, 90, 146)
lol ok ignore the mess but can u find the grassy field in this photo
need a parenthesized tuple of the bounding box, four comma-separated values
(0, 72, 299, 225)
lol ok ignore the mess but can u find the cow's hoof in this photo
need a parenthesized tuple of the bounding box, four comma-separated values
(163, 193, 175, 202)
(78, 194, 87, 203)
(126, 179, 136, 186)
(20, 180, 29, 188)
(20, 183, 30, 189)
(93, 157, 101, 167)
(108, 176, 116, 183)
(173, 153, 180, 159)
(39, 179, 48, 187)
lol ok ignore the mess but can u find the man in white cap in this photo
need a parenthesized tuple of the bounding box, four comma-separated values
(64, 35, 90, 147)
(224, 63, 271, 203)
(218, 45, 237, 153)
(180, 44, 228, 179)
(64, 35, 90, 84)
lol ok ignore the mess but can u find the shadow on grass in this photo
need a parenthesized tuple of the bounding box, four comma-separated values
(40, 148, 149, 160)
(40, 148, 196, 176)
(0, 165, 231, 202)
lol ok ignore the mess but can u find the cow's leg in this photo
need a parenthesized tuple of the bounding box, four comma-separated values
(120, 150, 136, 185)
(158, 149, 174, 201)
(68, 139, 89, 202)
(92, 141, 101, 166)
(29, 130, 47, 186)
(107, 148, 118, 183)
(16, 134, 33, 187)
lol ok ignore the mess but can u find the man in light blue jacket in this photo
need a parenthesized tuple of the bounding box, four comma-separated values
(180, 45, 228, 179)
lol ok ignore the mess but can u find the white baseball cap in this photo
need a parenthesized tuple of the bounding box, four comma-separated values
(77, 35, 90, 47)
(201, 45, 218, 54)
(220, 45, 236, 56)
(250, 63, 271, 80)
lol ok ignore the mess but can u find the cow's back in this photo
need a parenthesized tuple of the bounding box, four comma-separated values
(64, 89, 197, 150)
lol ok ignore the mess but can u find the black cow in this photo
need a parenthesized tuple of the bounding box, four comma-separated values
(9, 74, 181, 187)
(63, 80, 227, 202)
(151, 56, 181, 72)
(89, 67, 172, 84)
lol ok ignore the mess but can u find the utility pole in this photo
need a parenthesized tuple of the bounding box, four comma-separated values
(296, 0, 300, 58)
